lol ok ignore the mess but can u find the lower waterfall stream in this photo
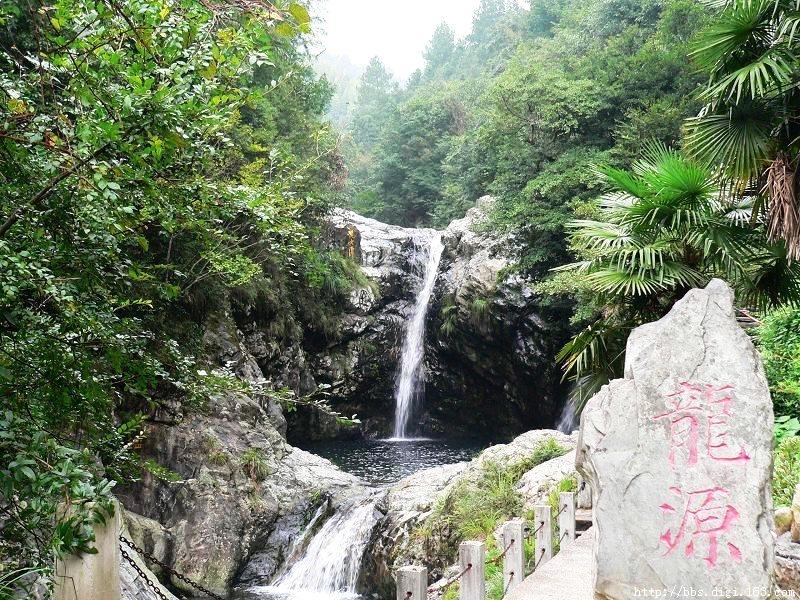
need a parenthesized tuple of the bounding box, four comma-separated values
(235, 440, 487, 600)
(235, 230, 487, 600)
(241, 493, 381, 600)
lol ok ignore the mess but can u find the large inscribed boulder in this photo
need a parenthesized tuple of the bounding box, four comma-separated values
(577, 279, 774, 599)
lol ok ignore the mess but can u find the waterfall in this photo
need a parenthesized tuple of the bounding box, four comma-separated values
(393, 232, 445, 439)
(557, 402, 578, 434)
(268, 494, 380, 597)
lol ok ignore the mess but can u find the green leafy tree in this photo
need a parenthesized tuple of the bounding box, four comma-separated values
(685, 0, 800, 259)
(423, 23, 458, 80)
(364, 83, 468, 226)
(0, 0, 350, 584)
(555, 146, 800, 406)
(350, 57, 398, 152)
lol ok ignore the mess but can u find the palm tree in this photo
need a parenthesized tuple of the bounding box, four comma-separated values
(556, 145, 800, 408)
(685, 0, 800, 260)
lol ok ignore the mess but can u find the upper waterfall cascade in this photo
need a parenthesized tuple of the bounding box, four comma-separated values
(393, 232, 445, 439)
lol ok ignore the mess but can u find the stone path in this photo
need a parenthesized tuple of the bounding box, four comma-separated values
(505, 527, 595, 600)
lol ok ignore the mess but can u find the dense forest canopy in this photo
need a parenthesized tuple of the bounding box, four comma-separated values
(338, 0, 800, 406)
(0, 0, 362, 583)
(2, 0, 800, 592)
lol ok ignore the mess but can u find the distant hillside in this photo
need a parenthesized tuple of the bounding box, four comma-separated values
(315, 53, 364, 129)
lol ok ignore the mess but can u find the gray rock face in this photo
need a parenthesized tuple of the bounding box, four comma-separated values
(117, 314, 369, 596)
(577, 280, 775, 599)
(117, 202, 570, 595)
(776, 533, 800, 593)
(120, 533, 179, 600)
(425, 197, 568, 436)
(272, 202, 567, 440)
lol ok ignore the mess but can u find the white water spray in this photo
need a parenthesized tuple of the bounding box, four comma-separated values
(271, 496, 379, 596)
(557, 402, 578, 434)
(393, 233, 445, 439)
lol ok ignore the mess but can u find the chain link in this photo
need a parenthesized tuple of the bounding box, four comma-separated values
(486, 538, 515, 566)
(427, 563, 472, 594)
(503, 571, 515, 597)
(119, 545, 171, 600)
(119, 535, 226, 600)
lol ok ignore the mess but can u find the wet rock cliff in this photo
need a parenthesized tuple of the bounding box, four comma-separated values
(284, 197, 569, 441)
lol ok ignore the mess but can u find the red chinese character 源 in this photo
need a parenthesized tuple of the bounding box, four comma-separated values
(658, 486, 742, 568)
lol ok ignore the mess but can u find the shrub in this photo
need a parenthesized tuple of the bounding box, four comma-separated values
(509, 438, 568, 480)
(774, 436, 800, 507)
(756, 308, 800, 419)
(240, 447, 270, 481)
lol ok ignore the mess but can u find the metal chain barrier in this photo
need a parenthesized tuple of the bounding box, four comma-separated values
(503, 571, 515, 596)
(427, 563, 472, 594)
(525, 547, 547, 575)
(119, 535, 226, 600)
(486, 538, 515, 566)
(119, 544, 171, 600)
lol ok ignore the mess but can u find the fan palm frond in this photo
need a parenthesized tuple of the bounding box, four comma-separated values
(704, 50, 794, 102)
(557, 319, 631, 411)
(691, 0, 775, 72)
(684, 102, 775, 180)
(566, 220, 636, 251)
(738, 241, 800, 308)
(596, 165, 650, 199)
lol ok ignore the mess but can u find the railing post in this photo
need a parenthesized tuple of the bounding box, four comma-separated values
(501, 519, 524, 596)
(459, 540, 485, 600)
(558, 491, 576, 548)
(55, 501, 121, 600)
(576, 473, 592, 509)
(534, 504, 552, 570)
(396, 566, 427, 600)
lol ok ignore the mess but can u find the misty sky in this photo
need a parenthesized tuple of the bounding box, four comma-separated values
(315, 0, 483, 82)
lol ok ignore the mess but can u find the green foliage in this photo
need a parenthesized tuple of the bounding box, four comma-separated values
(469, 297, 492, 328)
(685, 0, 800, 259)
(412, 439, 568, 597)
(0, 0, 353, 583)
(439, 299, 460, 338)
(756, 308, 800, 419)
(417, 439, 567, 556)
(240, 447, 271, 482)
(0, 567, 44, 600)
(546, 476, 577, 553)
(775, 416, 800, 445)
(203, 433, 231, 468)
(510, 439, 568, 480)
(141, 460, 183, 484)
(773, 436, 800, 507)
(343, 0, 708, 288)
(555, 146, 800, 407)
(448, 461, 524, 541)
(0, 411, 115, 571)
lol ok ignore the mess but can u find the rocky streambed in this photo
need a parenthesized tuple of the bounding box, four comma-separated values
(117, 202, 575, 599)
(119, 413, 580, 599)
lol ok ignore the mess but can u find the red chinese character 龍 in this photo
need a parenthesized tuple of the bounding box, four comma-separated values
(653, 383, 750, 469)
